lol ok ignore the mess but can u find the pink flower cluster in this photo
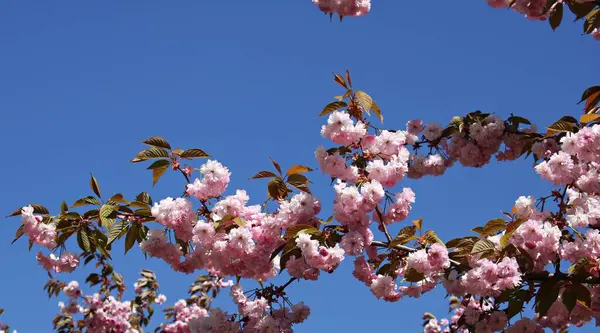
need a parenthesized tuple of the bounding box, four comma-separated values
(315, 146, 359, 182)
(447, 115, 505, 168)
(487, 0, 547, 20)
(160, 299, 207, 333)
(36, 251, 79, 273)
(565, 188, 600, 229)
(312, 0, 371, 17)
(151, 197, 196, 242)
(458, 257, 521, 297)
(294, 233, 345, 273)
(82, 293, 138, 333)
(406, 244, 450, 277)
(187, 285, 310, 333)
(63, 281, 81, 298)
(509, 218, 561, 269)
(561, 229, 600, 263)
(21, 206, 56, 249)
(186, 160, 231, 201)
(321, 111, 367, 145)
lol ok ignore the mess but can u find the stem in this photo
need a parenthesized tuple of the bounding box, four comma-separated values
(374, 206, 393, 243)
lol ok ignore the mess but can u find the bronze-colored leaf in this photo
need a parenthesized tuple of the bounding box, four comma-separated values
(283, 224, 320, 240)
(270, 158, 282, 175)
(546, 120, 576, 136)
(131, 147, 170, 163)
(286, 165, 313, 175)
(580, 113, 600, 124)
(180, 148, 210, 159)
(577, 86, 600, 104)
(567, 0, 596, 20)
(142, 136, 171, 150)
(355, 90, 373, 114)
(249, 171, 278, 179)
(412, 217, 423, 230)
(12, 225, 25, 244)
(471, 239, 496, 254)
(371, 100, 383, 123)
(393, 225, 417, 245)
(549, 2, 563, 30)
(233, 217, 247, 227)
(584, 91, 600, 114)
(268, 177, 289, 200)
(89, 174, 101, 198)
(404, 267, 425, 282)
(424, 230, 445, 247)
(583, 8, 600, 33)
(345, 69, 352, 88)
(319, 101, 348, 117)
(472, 218, 506, 237)
(535, 279, 562, 317)
(333, 72, 348, 89)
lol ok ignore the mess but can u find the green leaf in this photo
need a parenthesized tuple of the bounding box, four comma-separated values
(286, 165, 313, 176)
(549, 2, 563, 30)
(107, 221, 128, 244)
(471, 239, 496, 254)
(72, 196, 101, 208)
(249, 171, 278, 180)
(89, 174, 101, 198)
(142, 136, 171, 150)
(180, 148, 210, 159)
(355, 90, 373, 114)
(125, 224, 139, 254)
(77, 228, 92, 252)
(136, 192, 153, 205)
(92, 229, 111, 259)
(147, 160, 170, 186)
(319, 101, 347, 117)
(99, 204, 117, 229)
(131, 147, 170, 163)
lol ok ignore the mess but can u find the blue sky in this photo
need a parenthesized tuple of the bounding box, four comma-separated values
(0, 1, 598, 332)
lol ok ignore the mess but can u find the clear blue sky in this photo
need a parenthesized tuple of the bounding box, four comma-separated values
(0, 1, 598, 332)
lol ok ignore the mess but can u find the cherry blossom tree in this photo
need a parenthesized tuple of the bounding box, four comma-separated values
(3, 1, 600, 332)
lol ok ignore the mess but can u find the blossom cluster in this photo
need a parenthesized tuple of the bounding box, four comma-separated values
(312, 0, 371, 17)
